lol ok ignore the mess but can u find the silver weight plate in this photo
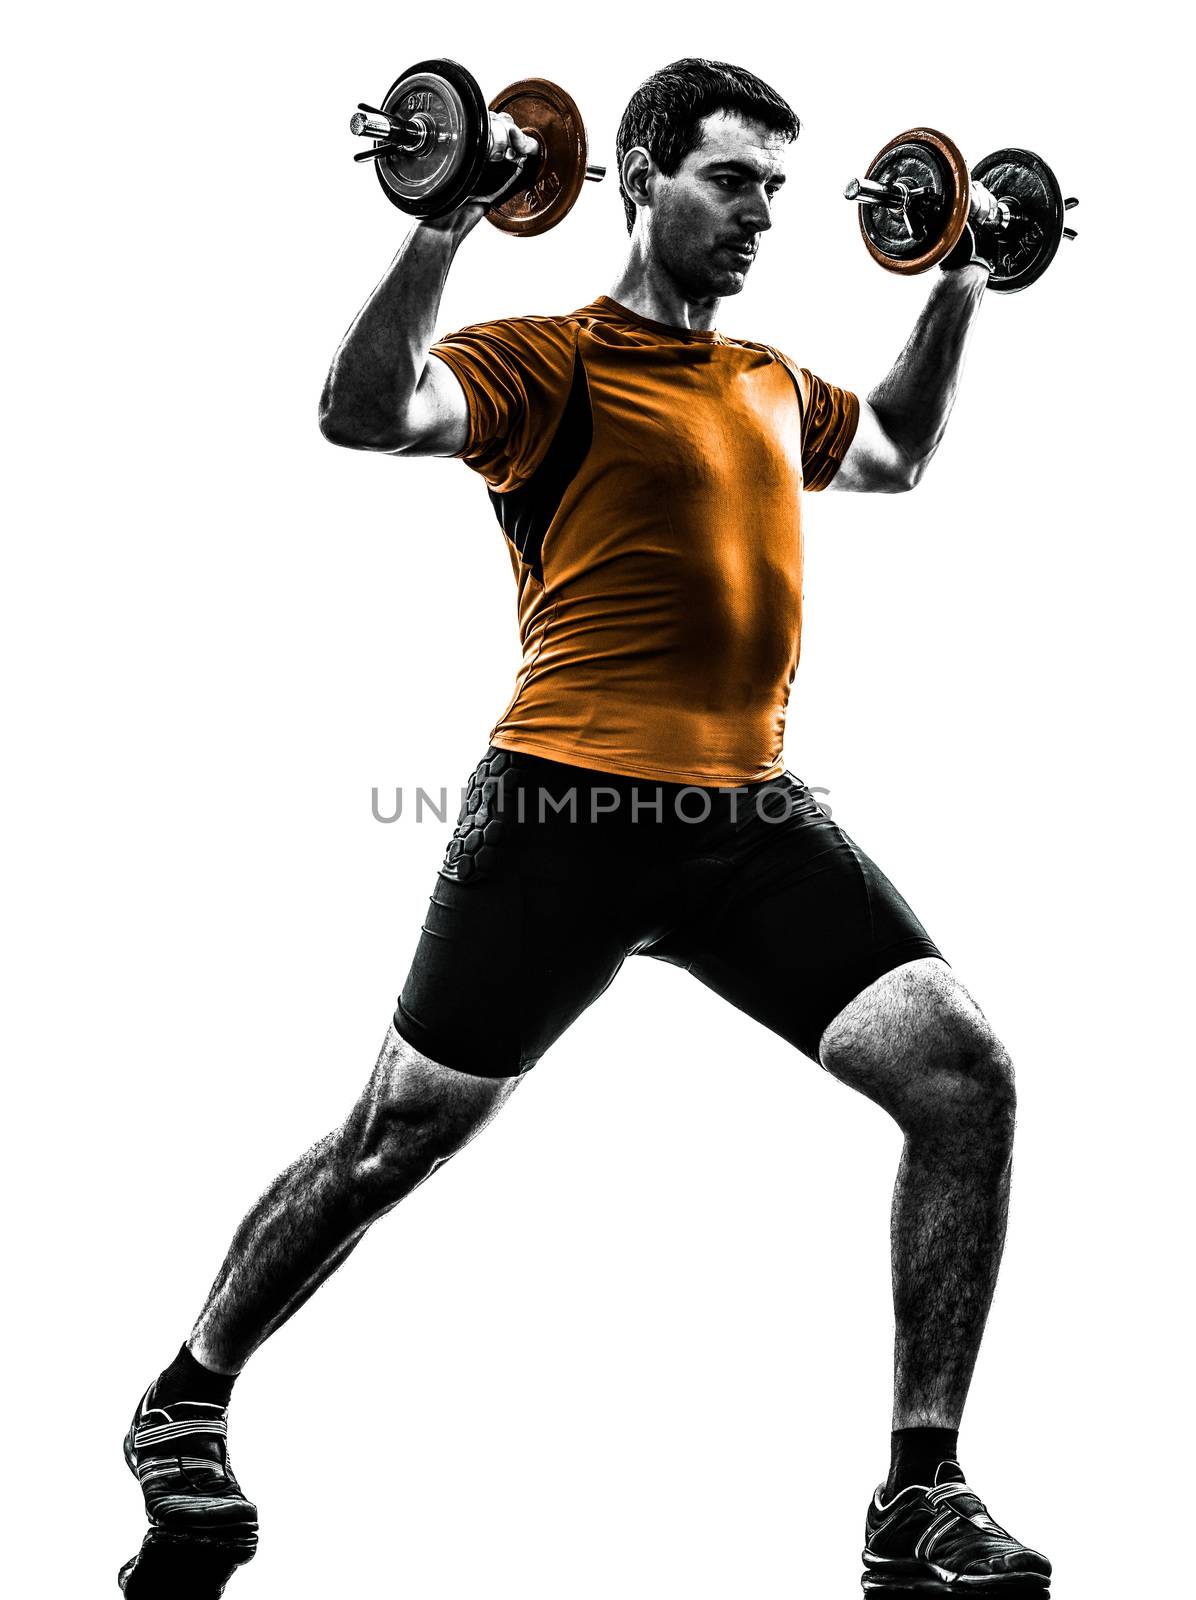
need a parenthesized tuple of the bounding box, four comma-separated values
(376, 70, 473, 208)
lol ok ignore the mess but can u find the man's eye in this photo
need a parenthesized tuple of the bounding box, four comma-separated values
(715, 176, 739, 189)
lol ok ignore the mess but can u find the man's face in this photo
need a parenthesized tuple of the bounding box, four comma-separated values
(643, 111, 790, 299)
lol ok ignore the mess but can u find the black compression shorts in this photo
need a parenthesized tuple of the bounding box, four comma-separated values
(394, 746, 945, 1076)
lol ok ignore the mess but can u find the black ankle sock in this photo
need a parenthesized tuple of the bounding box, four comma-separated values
(152, 1343, 237, 1409)
(886, 1426, 960, 1495)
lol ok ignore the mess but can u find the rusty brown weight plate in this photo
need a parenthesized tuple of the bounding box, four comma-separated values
(859, 127, 971, 274)
(485, 78, 589, 237)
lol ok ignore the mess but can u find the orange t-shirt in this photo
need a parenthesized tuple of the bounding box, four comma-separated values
(430, 295, 859, 785)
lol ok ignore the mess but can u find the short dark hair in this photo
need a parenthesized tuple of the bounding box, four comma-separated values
(615, 58, 800, 233)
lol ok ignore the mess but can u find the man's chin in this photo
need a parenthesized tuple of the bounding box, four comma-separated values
(669, 257, 751, 302)
(699, 264, 750, 297)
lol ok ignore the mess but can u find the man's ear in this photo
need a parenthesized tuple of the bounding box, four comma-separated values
(620, 146, 653, 212)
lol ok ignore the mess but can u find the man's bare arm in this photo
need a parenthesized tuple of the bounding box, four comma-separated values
(318, 119, 536, 456)
(830, 262, 989, 493)
(318, 219, 472, 455)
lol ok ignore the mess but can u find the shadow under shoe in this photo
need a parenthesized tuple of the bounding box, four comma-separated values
(862, 1460, 1051, 1594)
(118, 1529, 258, 1598)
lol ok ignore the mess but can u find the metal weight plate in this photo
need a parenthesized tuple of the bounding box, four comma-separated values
(971, 147, 1064, 292)
(485, 78, 589, 237)
(374, 58, 490, 218)
(859, 128, 971, 273)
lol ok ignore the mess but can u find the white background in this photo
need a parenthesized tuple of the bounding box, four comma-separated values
(3, 2, 1192, 1595)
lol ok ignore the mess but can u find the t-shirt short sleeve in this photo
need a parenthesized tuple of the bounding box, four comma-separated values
(429, 316, 578, 494)
(798, 368, 861, 491)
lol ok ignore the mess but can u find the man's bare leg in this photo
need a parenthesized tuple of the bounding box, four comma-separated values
(818, 958, 1050, 1587)
(817, 958, 1016, 1480)
(190, 1022, 521, 1372)
(121, 1022, 519, 1590)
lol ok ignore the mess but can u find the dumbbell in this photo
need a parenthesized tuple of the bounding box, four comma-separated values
(349, 57, 605, 236)
(844, 128, 1078, 292)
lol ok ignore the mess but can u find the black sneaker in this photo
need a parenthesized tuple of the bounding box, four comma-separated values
(862, 1460, 1051, 1593)
(119, 1384, 258, 1596)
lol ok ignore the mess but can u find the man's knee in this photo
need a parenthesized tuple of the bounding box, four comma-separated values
(343, 1026, 518, 1194)
(819, 962, 1016, 1139)
(931, 1027, 1017, 1142)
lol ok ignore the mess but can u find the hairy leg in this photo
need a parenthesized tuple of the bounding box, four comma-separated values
(189, 1023, 520, 1373)
(818, 958, 1016, 1428)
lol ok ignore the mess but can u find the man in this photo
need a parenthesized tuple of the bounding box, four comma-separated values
(122, 59, 1052, 1597)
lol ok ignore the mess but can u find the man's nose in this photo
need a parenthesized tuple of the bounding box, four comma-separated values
(740, 188, 772, 232)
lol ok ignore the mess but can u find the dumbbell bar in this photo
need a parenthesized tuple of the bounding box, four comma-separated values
(844, 128, 1078, 292)
(349, 58, 605, 236)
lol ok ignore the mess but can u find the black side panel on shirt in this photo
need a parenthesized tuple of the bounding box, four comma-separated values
(487, 348, 592, 585)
